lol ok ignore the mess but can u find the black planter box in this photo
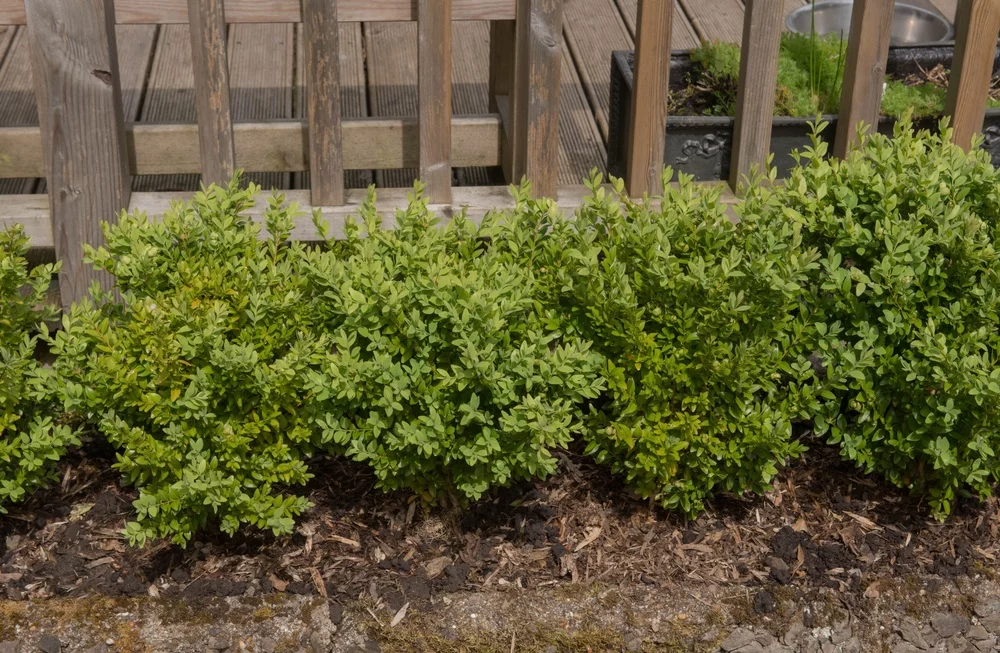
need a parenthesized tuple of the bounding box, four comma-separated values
(608, 46, 1000, 181)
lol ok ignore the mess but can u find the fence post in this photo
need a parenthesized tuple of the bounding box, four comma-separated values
(188, 0, 235, 186)
(418, 0, 453, 204)
(511, 0, 563, 197)
(25, 0, 130, 309)
(833, 0, 894, 158)
(304, 0, 344, 206)
(945, 0, 1000, 151)
(624, 0, 672, 197)
(728, 0, 783, 191)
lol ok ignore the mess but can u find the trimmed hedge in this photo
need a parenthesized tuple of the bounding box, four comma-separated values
(0, 225, 77, 513)
(3, 117, 999, 543)
(744, 117, 1000, 518)
(303, 187, 604, 504)
(488, 173, 821, 516)
(50, 180, 323, 546)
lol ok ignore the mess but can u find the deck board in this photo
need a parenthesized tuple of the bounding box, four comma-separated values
(562, 0, 636, 142)
(558, 42, 607, 185)
(132, 25, 199, 192)
(931, 0, 957, 20)
(228, 23, 295, 190)
(364, 21, 419, 188)
(451, 21, 505, 186)
(614, 0, 699, 49)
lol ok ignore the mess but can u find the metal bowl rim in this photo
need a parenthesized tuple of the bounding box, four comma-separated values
(785, 1, 954, 43)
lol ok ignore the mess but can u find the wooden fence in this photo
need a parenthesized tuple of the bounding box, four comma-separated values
(0, 0, 999, 311)
(624, 0, 1000, 195)
(0, 0, 563, 308)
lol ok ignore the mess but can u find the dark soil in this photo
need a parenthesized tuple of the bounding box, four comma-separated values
(2, 437, 998, 615)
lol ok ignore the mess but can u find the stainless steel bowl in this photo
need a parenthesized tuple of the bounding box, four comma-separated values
(785, 1, 954, 45)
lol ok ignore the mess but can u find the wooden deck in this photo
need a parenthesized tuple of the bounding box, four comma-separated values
(0, 0, 959, 196)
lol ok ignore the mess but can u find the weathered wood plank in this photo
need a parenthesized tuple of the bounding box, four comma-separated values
(511, 0, 563, 196)
(615, 0, 699, 48)
(3, 182, 739, 249)
(562, 0, 634, 140)
(728, 0, 784, 190)
(227, 23, 295, 190)
(945, 0, 1000, 151)
(303, 0, 343, 205)
(625, 0, 672, 196)
(364, 21, 420, 187)
(677, 0, 745, 42)
(0, 117, 503, 177)
(833, 0, 893, 158)
(0, 0, 518, 25)
(188, 0, 235, 185)
(25, 0, 131, 306)
(456, 21, 505, 185)
(932, 0, 959, 19)
(557, 41, 607, 184)
(132, 24, 199, 192)
(418, 0, 453, 203)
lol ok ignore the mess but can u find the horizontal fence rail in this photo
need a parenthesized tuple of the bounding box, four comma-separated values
(0, 117, 504, 177)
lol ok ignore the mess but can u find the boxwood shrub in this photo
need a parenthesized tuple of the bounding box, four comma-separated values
(743, 117, 1000, 518)
(303, 186, 604, 504)
(50, 179, 324, 545)
(488, 173, 822, 516)
(0, 226, 77, 513)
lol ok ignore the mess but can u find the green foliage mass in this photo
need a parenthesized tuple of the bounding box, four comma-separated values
(11, 114, 1000, 540)
(488, 172, 821, 516)
(303, 186, 604, 504)
(50, 179, 323, 546)
(743, 117, 1000, 518)
(0, 226, 77, 513)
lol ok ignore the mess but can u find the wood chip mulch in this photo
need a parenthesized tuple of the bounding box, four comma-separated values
(2, 437, 998, 612)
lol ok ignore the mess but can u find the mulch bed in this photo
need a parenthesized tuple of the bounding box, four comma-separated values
(2, 435, 998, 615)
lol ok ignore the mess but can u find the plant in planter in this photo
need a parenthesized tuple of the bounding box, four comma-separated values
(488, 172, 822, 516)
(303, 185, 604, 504)
(0, 225, 77, 513)
(742, 117, 1000, 518)
(50, 178, 324, 546)
(608, 36, 1000, 181)
(677, 34, 1000, 120)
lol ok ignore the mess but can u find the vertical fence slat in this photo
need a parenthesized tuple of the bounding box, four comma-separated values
(946, 0, 1000, 151)
(489, 21, 515, 111)
(188, 0, 235, 185)
(418, 0, 453, 204)
(489, 19, 516, 179)
(511, 0, 563, 197)
(304, 0, 344, 206)
(625, 0, 672, 197)
(833, 0, 894, 158)
(728, 0, 783, 190)
(25, 0, 130, 308)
